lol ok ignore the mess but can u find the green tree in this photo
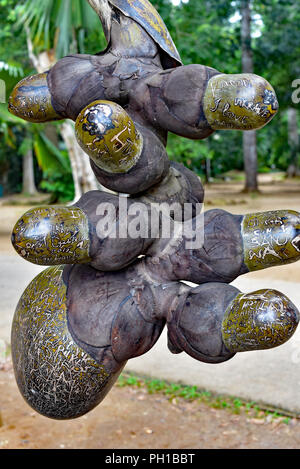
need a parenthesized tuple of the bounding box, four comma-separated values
(161, 0, 294, 186)
(19, 0, 105, 59)
(254, 0, 300, 176)
(2, 0, 297, 193)
(6, 0, 107, 201)
(0, 104, 72, 198)
(240, 0, 258, 192)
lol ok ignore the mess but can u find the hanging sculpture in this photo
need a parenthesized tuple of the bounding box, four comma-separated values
(8, 0, 300, 420)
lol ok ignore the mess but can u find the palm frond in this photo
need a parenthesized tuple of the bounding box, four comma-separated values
(33, 130, 70, 173)
(39, 131, 71, 172)
(18, 0, 101, 58)
(0, 103, 27, 126)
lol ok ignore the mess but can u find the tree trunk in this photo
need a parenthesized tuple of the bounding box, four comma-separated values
(22, 148, 37, 195)
(243, 131, 258, 191)
(287, 107, 299, 178)
(60, 121, 99, 202)
(241, 0, 258, 192)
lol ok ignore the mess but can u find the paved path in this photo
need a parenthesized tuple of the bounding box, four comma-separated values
(1, 254, 300, 415)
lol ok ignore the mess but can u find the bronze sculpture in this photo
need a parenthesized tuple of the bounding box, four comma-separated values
(8, 0, 300, 420)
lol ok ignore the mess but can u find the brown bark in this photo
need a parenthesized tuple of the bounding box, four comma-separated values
(241, 0, 258, 192)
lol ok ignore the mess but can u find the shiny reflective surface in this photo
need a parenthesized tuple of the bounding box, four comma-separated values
(75, 100, 143, 173)
(12, 206, 91, 266)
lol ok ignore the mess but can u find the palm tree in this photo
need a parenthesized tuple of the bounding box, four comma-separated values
(0, 57, 71, 198)
(0, 104, 71, 196)
(15, 0, 107, 201)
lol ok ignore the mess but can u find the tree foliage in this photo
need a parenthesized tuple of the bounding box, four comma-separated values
(0, 0, 299, 196)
